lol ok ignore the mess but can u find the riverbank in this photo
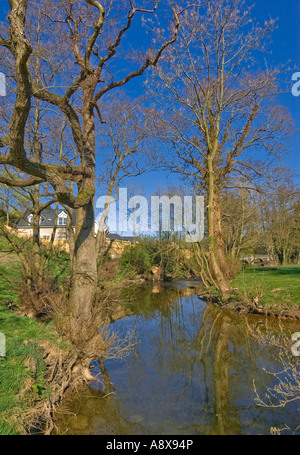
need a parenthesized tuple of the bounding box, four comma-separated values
(0, 258, 62, 434)
(231, 265, 300, 306)
(218, 265, 300, 319)
(0, 241, 73, 434)
(0, 241, 147, 434)
(1, 245, 299, 434)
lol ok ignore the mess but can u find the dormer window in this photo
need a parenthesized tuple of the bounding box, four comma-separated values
(58, 211, 67, 226)
(27, 214, 45, 225)
(58, 217, 66, 226)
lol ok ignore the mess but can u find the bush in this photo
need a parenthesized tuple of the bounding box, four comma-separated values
(120, 244, 152, 276)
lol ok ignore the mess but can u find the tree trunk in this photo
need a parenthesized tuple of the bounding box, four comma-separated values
(6, 206, 9, 226)
(32, 210, 42, 286)
(207, 156, 231, 298)
(69, 198, 98, 319)
(68, 83, 99, 318)
(31, 95, 43, 288)
(213, 192, 228, 275)
(67, 209, 75, 272)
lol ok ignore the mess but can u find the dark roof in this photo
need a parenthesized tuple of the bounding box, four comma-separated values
(107, 233, 134, 243)
(16, 208, 76, 228)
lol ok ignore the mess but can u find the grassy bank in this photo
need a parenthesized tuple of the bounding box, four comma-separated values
(231, 265, 300, 308)
(1, 232, 299, 434)
(0, 240, 62, 434)
(0, 235, 133, 435)
(0, 305, 60, 434)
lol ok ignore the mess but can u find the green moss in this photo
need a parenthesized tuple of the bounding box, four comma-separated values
(76, 186, 94, 206)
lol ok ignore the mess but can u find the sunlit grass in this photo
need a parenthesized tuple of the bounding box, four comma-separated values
(0, 236, 63, 434)
(231, 265, 300, 307)
(0, 304, 60, 434)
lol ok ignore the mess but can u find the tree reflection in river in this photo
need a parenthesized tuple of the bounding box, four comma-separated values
(53, 281, 300, 435)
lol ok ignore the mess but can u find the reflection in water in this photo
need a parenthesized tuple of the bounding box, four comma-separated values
(53, 280, 300, 435)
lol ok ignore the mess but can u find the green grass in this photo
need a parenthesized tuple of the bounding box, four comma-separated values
(0, 236, 63, 434)
(47, 249, 71, 286)
(231, 265, 300, 307)
(0, 304, 60, 434)
(0, 263, 21, 306)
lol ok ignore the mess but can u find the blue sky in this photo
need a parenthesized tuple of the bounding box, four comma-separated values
(250, 0, 300, 183)
(110, 0, 300, 192)
(135, 0, 300, 191)
(0, 0, 299, 194)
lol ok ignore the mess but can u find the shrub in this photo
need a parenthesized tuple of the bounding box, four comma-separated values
(120, 244, 152, 276)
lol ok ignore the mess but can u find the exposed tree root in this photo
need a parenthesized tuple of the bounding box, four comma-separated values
(16, 279, 135, 434)
(21, 342, 84, 435)
(199, 293, 300, 320)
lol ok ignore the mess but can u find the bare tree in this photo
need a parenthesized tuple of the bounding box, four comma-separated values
(260, 183, 300, 265)
(0, 0, 180, 323)
(95, 94, 157, 250)
(222, 187, 261, 260)
(152, 0, 294, 297)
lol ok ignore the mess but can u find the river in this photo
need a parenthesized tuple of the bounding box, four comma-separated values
(53, 280, 300, 435)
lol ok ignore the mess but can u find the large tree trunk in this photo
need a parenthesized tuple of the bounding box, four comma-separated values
(69, 92, 98, 318)
(69, 198, 98, 318)
(31, 96, 43, 288)
(213, 192, 228, 274)
(207, 156, 231, 298)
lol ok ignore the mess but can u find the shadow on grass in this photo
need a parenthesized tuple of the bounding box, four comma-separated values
(245, 266, 300, 276)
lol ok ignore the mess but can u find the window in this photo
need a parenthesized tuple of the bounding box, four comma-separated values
(27, 214, 44, 225)
(58, 217, 67, 226)
(58, 211, 67, 226)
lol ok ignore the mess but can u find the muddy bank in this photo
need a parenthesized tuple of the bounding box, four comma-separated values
(199, 294, 300, 321)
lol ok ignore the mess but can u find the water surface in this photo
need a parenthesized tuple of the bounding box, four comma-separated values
(53, 280, 300, 435)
